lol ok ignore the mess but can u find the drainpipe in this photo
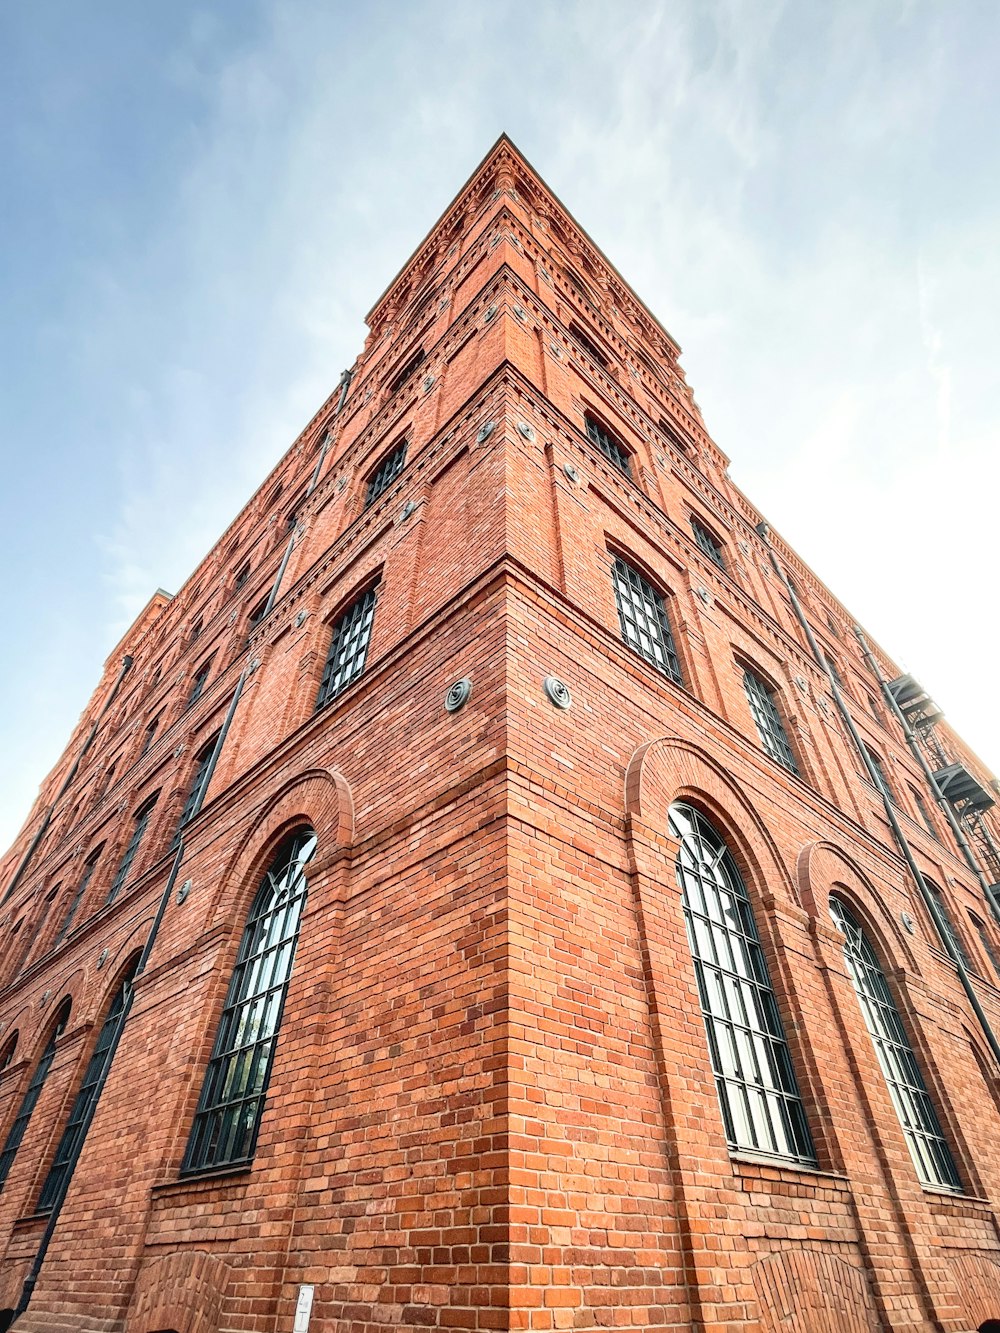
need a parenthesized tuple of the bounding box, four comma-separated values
(854, 628, 1000, 914)
(756, 523, 1000, 1068)
(12, 370, 354, 1320)
(3, 656, 134, 907)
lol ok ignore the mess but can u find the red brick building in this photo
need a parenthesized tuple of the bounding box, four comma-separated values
(1, 136, 1000, 1332)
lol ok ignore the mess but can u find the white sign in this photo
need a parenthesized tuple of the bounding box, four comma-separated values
(293, 1284, 315, 1333)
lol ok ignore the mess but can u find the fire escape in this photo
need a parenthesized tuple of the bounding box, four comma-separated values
(887, 674, 1000, 917)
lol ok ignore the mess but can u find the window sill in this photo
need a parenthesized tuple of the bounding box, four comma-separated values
(151, 1162, 253, 1199)
(730, 1151, 848, 1188)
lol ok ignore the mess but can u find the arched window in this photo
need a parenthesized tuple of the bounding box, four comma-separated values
(37, 958, 139, 1212)
(669, 803, 814, 1163)
(829, 896, 960, 1189)
(0, 999, 71, 1191)
(742, 667, 798, 774)
(182, 828, 317, 1174)
(0, 1032, 18, 1071)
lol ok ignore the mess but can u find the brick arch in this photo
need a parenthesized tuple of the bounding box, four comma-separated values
(797, 840, 920, 973)
(624, 733, 800, 907)
(750, 1247, 879, 1331)
(205, 765, 354, 928)
(125, 1249, 230, 1333)
(947, 1251, 1000, 1331)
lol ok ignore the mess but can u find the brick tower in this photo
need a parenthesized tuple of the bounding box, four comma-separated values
(1, 136, 1000, 1332)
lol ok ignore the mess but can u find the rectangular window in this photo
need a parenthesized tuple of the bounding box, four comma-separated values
(569, 323, 608, 369)
(611, 557, 682, 684)
(862, 744, 895, 803)
(388, 348, 426, 395)
(585, 415, 632, 478)
(175, 738, 219, 839)
(743, 669, 798, 774)
(186, 658, 213, 709)
(107, 799, 156, 904)
(53, 854, 100, 947)
(316, 586, 378, 710)
(911, 786, 938, 840)
(233, 561, 250, 591)
(691, 518, 725, 570)
(927, 882, 972, 970)
(365, 441, 408, 508)
(140, 718, 159, 757)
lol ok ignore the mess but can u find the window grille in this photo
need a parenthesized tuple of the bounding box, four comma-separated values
(182, 829, 316, 1174)
(388, 348, 425, 396)
(175, 738, 218, 841)
(691, 518, 725, 570)
(829, 896, 960, 1189)
(365, 442, 408, 508)
(186, 658, 213, 709)
(743, 670, 798, 773)
(971, 916, 1000, 981)
(862, 744, 895, 803)
(52, 854, 100, 948)
(669, 804, 815, 1163)
(107, 798, 156, 904)
(611, 557, 681, 683)
(37, 961, 138, 1212)
(926, 881, 972, 970)
(316, 587, 377, 709)
(0, 1002, 71, 1191)
(585, 415, 632, 477)
(569, 324, 608, 369)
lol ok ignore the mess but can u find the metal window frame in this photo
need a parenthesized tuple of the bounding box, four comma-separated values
(106, 799, 156, 905)
(742, 669, 798, 773)
(315, 586, 378, 710)
(365, 441, 408, 509)
(691, 517, 725, 570)
(829, 896, 961, 1190)
(186, 658, 214, 709)
(181, 829, 316, 1175)
(670, 803, 816, 1165)
(611, 557, 682, 683)
(585, 415, 632, 478)
(0, 1003, 71, 1192)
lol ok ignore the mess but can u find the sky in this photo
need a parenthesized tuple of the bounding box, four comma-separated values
(1, 0, 998, 852)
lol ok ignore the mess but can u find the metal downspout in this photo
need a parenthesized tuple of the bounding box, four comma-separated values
(755, 522, 1000, 1068)
(13, 369, 354, 1320)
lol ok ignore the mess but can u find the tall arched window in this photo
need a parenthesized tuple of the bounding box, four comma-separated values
(669, 803, 815, 1163)
(829, 896, 960, 1189)
(0, 999, 71, 1192)
(182, 828, 316, 1174)
(36, 958, 139, 1212)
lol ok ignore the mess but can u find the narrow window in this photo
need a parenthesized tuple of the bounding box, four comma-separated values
(826, 611, 840, 637)
(584, 415, 632, 477)
(182, 829, 317, 1174)
(691, 518, 725, 570)
(862, 744, 895, 803)
(140, 718, 159, 758)
(106, 797, 157, 904)
(867, 693, 884, 726)
(743, 669, 798, 774)
(316, 587, 377, 710)
(365, 441, 408, 508)
(659, 416, 690, 455)
(0, 1001, 71, 1192)
(829, 897, 960, 1189)
(669, 804, 815, 1163)
(233, 561, 250, 591)
(569, 323, 609, 369)
(387, 348, 426, 395)
(186, 657, 213, 709)
(247, 598, 269, 636)
(285, 491, 307, 532)
(0, 1033, 17, 1072)
(910, 786, 938, 840)
(37, 960, 139, 1212)
(971, 914, 1000, 982)
(174, 736, 219, 841)
(52, 852, 101, 948)
(189, 617, 203, 644)
(95, 762, 117, 802)
(925, 880, 972, 970)
(611, 557, 682, 684)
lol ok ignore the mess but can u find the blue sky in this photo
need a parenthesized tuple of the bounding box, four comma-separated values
(1, 0, 998, 850)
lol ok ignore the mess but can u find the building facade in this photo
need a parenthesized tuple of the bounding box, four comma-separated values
(0, 137, 999, 1332)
